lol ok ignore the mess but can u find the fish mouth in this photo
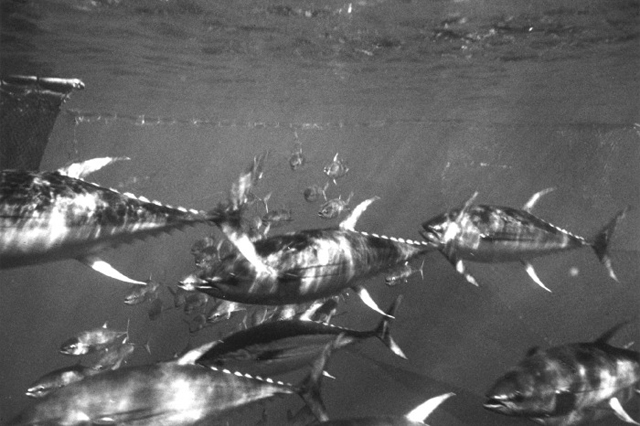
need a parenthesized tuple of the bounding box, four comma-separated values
(25, 388, 45, 398)
(178, 273, 215, 291)
(483, 398, 509, 413)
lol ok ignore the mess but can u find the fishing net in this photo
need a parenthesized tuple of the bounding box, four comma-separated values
(0, 75, 84, 170)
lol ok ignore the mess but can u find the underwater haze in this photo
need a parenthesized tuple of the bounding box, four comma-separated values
(1, 0, 639, 424)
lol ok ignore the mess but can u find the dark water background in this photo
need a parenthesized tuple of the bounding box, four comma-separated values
(1, 0, 639, 424)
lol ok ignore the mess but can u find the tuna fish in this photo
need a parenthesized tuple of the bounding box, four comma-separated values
(180, 197, 434, 316)
(10, 337, 337, 425)
(59, 321, 129, 356)
(195, 295, 406, 376)
(484, 322, 640, 426)
(420, 189, 627, 291)
(1, 152, 270, 285)
(0, 158, 211, 284)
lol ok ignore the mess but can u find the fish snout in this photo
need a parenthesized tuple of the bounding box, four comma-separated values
(483, 393, 514, 413)
(59, 338, 83, 356)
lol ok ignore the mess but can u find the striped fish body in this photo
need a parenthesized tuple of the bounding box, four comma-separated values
(485, 327, 640, 425)
(0, 170, 207, 268)
(186, 228, 429, 305)
(10, 362, 297, 426)
(197, 296, 403, 376)
(422, 205, 586, 263)
(197, 320, 370, 376)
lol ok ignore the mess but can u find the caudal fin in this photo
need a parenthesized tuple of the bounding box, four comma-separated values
(375, 295, 407, 359)
(592, 207, 629, 282)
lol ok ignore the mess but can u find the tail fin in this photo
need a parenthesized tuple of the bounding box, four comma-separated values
(297, 335, 346, 422)
(591, 207, 629, 282)
(375, 295, 407, 359)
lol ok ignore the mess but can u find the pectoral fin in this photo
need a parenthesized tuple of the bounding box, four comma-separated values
(609, 397, 640, 425)
(405, 392, 455, 423)
(443, 253, 479, 286)
(522, 261, 552, 292)
(80, 256, 146, 285)
(58, 157, 130, 179)
(352, 285, 394, 318)
(219, 222, 275, 276)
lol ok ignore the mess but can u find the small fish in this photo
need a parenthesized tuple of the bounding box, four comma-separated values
(316, 392, 454, 425)
(183, 291, 209, 315)
(323, 152, 349, 184)
(26, 364, 99, 398)
(191, 234, 220, 269)
(298, 297, 341, 324)
(261, 193, 293, 227)
(10, 336, 338, 426)
(93, 340, 137, 371)
(385, 259, 425, 286)
(289, 139, 307, 171)
(59, 321, 129, 356)
(148, 298, 165, 321)
(484, 322, 640, 426)
(123, 278, 160, 305)
(168, 285, 188, 308)
(420, 189, 628, 291)
(205, 299, 247, 325)
(262, 208, 293, 227)
(181, 197, 433, 316)
(196, 296, 405, 376)
(318, 192, 353, 219)
(186, 314, 208, 334)
(304, 182, 329, 203)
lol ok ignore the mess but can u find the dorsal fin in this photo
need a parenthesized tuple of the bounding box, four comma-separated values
(340, 196, 379, 231)
(522, 187, 555, 212)
(57, 157, 130, 179)
(595, 321, 631, 345)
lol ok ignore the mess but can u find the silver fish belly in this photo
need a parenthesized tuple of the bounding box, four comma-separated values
(0, 170, 207, 268)
(182, 228, 430, 305)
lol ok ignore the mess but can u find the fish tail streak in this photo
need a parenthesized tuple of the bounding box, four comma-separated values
(591, 207, 629, 282)
(297, 337, 343, 422)
(375, 295, 407, 359)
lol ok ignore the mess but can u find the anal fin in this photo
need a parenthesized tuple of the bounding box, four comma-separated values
(352, 285, 394, 318)
(80, 256, 146, 285)
(609, 397, 640, 425)
(522, 260, 552, 292)
(444, 253, 479, 286)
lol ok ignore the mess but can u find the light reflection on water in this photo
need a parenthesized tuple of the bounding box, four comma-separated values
(1, 0, 639, 424)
